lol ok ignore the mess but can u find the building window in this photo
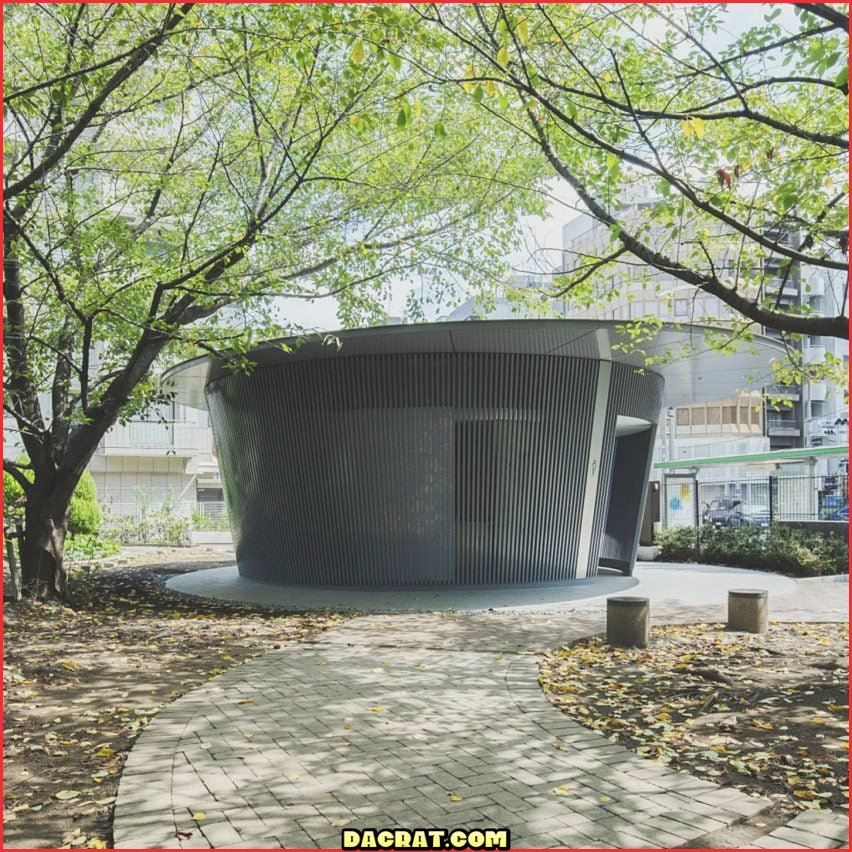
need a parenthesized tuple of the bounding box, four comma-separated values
(708, 406, 722, 425)
(811, 400, 827, 418)
(676, 408, 690, 426)
(691, 407, 706, 425)
(722, 405, 737, 424)
(674, 299, 689, 317)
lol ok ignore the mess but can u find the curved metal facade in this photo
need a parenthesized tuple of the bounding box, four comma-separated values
(206, 350, 663, 587)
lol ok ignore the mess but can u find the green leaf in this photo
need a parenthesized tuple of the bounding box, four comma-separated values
(497, 46, 510, 68)
(434, 121, 447, 139)
(350, 39, 365, 65)
(387, 52, 402, 73)
(835, 65, 848, 88)
(472, 85, 484, 103)
(461, 61, 476, 93)
(397, 107, 408, 128)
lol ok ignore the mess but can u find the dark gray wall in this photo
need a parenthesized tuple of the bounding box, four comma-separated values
(586, 363, 664, 577)
(206, 352, 663, 587)
(600, 428, 656, 572)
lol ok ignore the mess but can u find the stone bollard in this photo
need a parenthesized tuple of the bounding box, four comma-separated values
(727, 589, 769, 633)
(607, 596, 650, 648)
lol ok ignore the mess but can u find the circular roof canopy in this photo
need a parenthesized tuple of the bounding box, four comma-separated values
(163, 319, 786, 410)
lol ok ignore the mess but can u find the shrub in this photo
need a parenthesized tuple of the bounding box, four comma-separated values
(3, 464, 101, 534)
(654, 526, 699, 561)
(190, 509, 231, 532)
(656, 524, 848, 577)
(103, 506, 190, 546)
(68, 471, 101, 535)
(2, 469, 27, 523)
(65, 533, 121, 562)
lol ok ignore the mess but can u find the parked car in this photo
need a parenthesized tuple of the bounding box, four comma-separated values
(827, 505, 848, 521)
(819, 495, 845, 519)
(728, 503, 771, 528)
(705, 497, 741, 526)
(705, 497, 770, 528)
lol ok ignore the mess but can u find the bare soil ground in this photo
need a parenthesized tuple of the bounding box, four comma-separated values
(540, 622, 849, 821)
(3, 552, 346, 849)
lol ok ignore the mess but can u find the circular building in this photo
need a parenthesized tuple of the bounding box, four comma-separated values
(164, 320, 783, 588)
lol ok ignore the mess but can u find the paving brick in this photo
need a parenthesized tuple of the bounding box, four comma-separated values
(772, 826, 848, 848)
(198, 821, 243, 847)
(114, 623, 841, 851)
(786, 812, 849, 841)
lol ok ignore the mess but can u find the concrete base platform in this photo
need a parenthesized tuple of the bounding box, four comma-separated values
(165, 562, 798, 614)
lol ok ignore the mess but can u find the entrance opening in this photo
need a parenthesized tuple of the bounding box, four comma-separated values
(599, 422, 654, 574)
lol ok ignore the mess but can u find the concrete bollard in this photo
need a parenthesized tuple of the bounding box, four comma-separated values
(727, 589, 769, 633)
(607, 596, 650, 648)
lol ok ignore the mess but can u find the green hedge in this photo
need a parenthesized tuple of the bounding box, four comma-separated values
(656, 524, 848, 577)
(3, 466, 101, 535)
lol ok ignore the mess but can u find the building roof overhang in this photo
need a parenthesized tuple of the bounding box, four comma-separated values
(162, 319, 787, 411)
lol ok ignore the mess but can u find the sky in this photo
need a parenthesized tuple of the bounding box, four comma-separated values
(276, 178, 581, 331)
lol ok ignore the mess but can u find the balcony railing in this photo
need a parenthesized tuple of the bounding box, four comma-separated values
(765, 383, 800, 401)
(101, 421, 174, 448)
(98, 420, 212, 456)
(766, 415, 801, 437)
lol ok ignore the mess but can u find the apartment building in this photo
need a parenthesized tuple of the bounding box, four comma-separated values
(2, 395, 221, 520)
(86, 403, 221, 518)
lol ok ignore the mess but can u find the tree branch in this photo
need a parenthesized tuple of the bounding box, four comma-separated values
(794, 3, 849, 32)
(3, 459, 33, 493)
(527, 112, 848, 339)
(5, 3, 195, 200)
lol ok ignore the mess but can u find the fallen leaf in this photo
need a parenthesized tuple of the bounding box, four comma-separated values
(448, 793, 462, 802)
(191, 812, 207, 821)
(55, 790, 80, 801)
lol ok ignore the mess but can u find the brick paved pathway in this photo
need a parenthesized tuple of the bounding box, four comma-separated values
(114, 576, 848, 849)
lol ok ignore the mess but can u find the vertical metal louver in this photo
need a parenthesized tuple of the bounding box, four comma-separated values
(205, 352, 664, 587)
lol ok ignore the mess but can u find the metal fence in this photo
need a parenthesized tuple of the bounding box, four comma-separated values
(101, 500, 230, 531)
(662, 473, 848, 529)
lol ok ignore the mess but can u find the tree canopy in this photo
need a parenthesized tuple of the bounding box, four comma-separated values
(2, 3, 544, 595)
(414, 3, 849, 344)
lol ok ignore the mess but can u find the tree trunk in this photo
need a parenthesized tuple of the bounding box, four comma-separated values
(21, 495, 71, 601)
